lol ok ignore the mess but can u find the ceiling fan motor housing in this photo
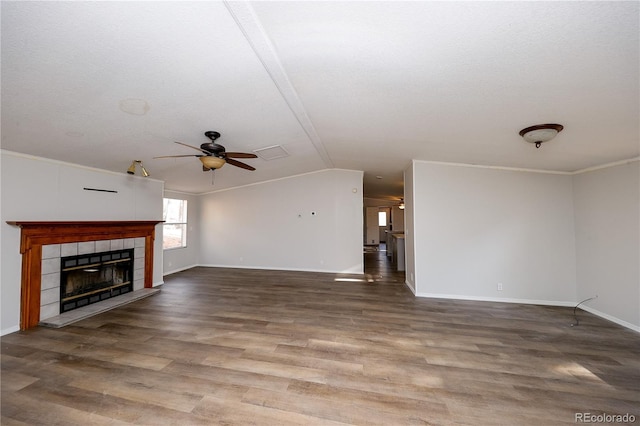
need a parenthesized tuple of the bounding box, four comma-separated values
(200, 142, 225, 156)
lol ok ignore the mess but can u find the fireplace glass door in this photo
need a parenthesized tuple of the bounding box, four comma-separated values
(60, 249, 134, 313)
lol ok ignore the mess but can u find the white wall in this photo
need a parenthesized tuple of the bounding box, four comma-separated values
(199, 169, 363, 274)
(365, 207, 379, 245)
(162, 190, 201, 275)
(573, 161, 639, 330)
(1, 151, 164, 335)
(391, 206, 404, 234)
(412, 161, 577, 304)
(403, 163, 416, 293)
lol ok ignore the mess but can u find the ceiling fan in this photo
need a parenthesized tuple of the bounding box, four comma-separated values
(154, 131, 257, 171)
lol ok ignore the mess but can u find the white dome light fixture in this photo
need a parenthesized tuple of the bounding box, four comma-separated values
(519, 124, 564, 148)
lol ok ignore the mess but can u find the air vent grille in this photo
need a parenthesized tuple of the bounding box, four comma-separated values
(253, 145, 289, 161)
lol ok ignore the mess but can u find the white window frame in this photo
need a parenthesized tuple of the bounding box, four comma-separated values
(163, 198, 188, 250)
(378, 211, 387, 227)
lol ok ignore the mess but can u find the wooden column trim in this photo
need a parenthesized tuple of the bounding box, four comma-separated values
(7, 221, 163, 330)
(144, 235, 154, 289)
(20, 245, 42, 330)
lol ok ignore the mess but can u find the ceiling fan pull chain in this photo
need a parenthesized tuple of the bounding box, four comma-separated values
(211, 170, 216, 186)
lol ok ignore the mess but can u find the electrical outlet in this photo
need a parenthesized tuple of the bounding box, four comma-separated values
(497, 282, 503, 291)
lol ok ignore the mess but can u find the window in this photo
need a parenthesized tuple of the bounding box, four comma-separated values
(378, 211, 387, 227)
(163, 198, 188, 249)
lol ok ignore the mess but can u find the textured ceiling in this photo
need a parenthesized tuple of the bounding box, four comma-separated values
(2, 1, 638, 200)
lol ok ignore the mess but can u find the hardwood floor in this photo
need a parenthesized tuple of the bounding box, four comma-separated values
(2, 249, 639, 425)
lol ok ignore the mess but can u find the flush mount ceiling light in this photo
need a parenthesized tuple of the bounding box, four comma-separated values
(126, 160, 150, 177)
(519, 124, 564, 148)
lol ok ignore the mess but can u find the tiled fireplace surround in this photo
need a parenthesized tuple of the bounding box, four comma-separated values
(9, 221, 161, 330)
(40, 237, 146, 320)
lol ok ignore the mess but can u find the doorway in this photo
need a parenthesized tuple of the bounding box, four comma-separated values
(378, 207, 391, 245)
(363, 203, 405, 278)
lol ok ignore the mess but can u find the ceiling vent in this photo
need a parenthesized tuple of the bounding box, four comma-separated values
(253, 145, 289, 161)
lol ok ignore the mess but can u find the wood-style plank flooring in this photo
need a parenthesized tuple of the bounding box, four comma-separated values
(2, 247, 639, 425)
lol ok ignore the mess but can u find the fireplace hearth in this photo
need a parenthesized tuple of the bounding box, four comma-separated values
(60, 249, 134, 313)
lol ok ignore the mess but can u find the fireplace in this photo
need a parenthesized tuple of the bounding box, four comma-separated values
(60, 248, 134, 313)
(7, 221, 162, 330)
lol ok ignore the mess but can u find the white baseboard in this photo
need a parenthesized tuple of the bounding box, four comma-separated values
(413, 292, 639, 332)
(1, 325, 20, 336)
(162, 264, 199, 276)
(414, 292, 576, 307)
(197, 263, 364, 275)
(404, 280, 416, 295)
(580, 305, 640, 333)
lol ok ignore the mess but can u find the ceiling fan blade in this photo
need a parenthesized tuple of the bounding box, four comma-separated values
(226, 158, 256, 171)
(153, 154, 198, 159)
(224, 152, 258, 159)
(174, 141, 210, 155)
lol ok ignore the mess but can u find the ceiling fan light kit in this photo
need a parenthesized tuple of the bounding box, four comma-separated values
(519, 124, 564, 148)
(200, 156, 226, 169)
(126, 160, 150, 177)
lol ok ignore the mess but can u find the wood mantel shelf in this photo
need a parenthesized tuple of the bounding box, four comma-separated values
(7, 220, 163, 330)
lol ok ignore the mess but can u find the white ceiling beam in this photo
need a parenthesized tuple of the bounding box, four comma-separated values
(224, 1, 334, 168)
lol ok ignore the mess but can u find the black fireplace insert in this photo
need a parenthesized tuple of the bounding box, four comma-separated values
(60, 248, 134, 313)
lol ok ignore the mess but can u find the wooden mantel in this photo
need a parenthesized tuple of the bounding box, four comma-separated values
(7, 221, 162, 330)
